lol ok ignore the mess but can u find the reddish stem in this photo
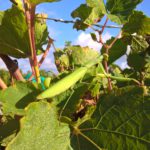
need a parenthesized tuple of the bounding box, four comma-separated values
(23, 0, 41, 83)
(38, 37, 53, 66)
(30, 6, 41, 83)
(0, 54, 24, 81)
(28, 37, 53, 81)
(101, 17, 109, 34)
(98, 17, 112, 91)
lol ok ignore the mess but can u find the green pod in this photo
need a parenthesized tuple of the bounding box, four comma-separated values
(37, 67, 87, 99)
(109, 75, 140, 84)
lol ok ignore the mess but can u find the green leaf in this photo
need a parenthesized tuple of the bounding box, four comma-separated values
(54, 49, 70, 72)
(126, 35, 149, 71)
(6, 101, 72, 150)
(10, 0, 24, 10)
(55, 82, 89, 119)
(130, 35, 149, 53)
(90, 33, 97, 42)
(0, 6, 48, 58)
(101, 38, 127, 64)
(0, 82, 39, 116)
(71, 0, 106, 30)
(0, 118, 19, 147)
(70, 86, 150, 150)
(106, 0, 143, 24)
(123, 11, 150, 36)
(69, 46, 99, 67)
(28, 0, 60, 6)
(71, 4, 93, 24)
(127, 53, 146, 71)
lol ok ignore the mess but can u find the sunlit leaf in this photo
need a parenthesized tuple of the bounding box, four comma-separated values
(71, 0, 106, 30)
(6, 101, 72, 150)
(0, 6, 48, 58)
(131, 35, 149, 53)
(28, 0, 60, 6)
(106, 0, 143, 24)
(123, 11, 150, 36)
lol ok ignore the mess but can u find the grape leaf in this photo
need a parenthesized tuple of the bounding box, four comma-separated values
(131, 35, 149, 53)
(101, 38, 127, 64)
(90, 33, 97, 42)
(0, 118, 19, 147)
(71, 0, 106, 30)
(28, 0, 60, 6)
(0, 82, 39, 116)
(10, 0, 24, 10)
(6, 101, 72, 150)
(123, 11, 150, 36)
(69, 46, 99, 67)
(127, 35, 149, 71)
(70, 86, 150, 150)
(55, 82, 89, 119)
(0, 6, 48, 58)
(127, 53, 146, 71)
(54, 49, 70, 72)
(106, 0, 143, 24)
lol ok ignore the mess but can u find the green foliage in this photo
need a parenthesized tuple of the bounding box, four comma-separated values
(71, 0, 105, 30)
(70, 86, 150, 150)
(0, 0, 150, 149)
(0, 69, 11, 86)
(0, 117, 19, 147)
(123, 11, 150, 36)
(0, 82, 39, 116)
(70, 46, 99, 67)
(28, 0, 60, 6)
(54, 45, 99, 72)
(71, 0, 143, 30)
(72, 0, 106, 30)
(127, 35, 149, 71)
(101, 38, 127, 64)
(6, 101, 72, 150)
(0, 5, 48, 58)
(106, 0, 143, 24)
(130, 35, 149, 53)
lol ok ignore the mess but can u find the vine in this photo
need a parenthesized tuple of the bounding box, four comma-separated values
(0, 0, 149, 150)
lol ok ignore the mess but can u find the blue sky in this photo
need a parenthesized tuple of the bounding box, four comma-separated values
(0, 0, 150, 72)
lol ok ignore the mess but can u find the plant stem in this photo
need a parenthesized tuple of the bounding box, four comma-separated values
(97, 73, 141, 85)
(98, 17, 112, 91)
(23, 0, 41, 83)
(38, 37, 53, 66)
(28, 37, 53, 81)
(30, 6, 41, 83)
(0, 77, 7, 90)
(0, 54, 25, 81)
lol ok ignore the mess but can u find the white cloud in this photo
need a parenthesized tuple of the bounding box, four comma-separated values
(74, 32, 112, 51)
